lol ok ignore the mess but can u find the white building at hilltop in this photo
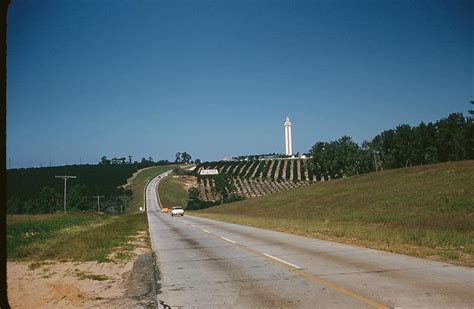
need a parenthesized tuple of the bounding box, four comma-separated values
(284, 116, 293, 156)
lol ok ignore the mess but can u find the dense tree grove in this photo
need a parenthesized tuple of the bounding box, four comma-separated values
(175, 152, 193, 164)
(7, 155, 172, 214)
(308, 107, 474, 180)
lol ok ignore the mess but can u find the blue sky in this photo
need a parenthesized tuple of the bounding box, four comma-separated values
(7, 0, 473, 168)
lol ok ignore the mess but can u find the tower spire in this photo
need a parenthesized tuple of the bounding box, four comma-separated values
(284, 116, 292, 156)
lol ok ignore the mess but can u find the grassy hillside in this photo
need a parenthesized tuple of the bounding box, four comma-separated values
(128, 165, 177, 213)
(157, 176, 190, 208)
(191, 161, 474, 266)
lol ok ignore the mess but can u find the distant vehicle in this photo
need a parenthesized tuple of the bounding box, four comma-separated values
(161, 207, 169, 213)
(170, 207, 184, 216)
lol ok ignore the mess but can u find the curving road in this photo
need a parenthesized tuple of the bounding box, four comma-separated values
(146, 172, 474, 308)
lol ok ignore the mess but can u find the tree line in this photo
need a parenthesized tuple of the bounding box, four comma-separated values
(100, 155, 171, 167)
(308, 103, 474, 180)
(7, 184, 131, 215)
(7, 155, 174, 214)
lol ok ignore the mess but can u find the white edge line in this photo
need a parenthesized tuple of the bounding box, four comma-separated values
(190, 224, 197, 228)
(221, 237, 237, 244)
(202, 229, 211, 234)
(263, 253, 302, 270)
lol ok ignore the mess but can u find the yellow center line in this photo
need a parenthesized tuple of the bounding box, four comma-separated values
(183, 221, 390, 309)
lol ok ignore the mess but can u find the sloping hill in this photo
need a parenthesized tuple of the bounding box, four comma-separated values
(191, 161, 474, 266)
(196, 159, 315, 200)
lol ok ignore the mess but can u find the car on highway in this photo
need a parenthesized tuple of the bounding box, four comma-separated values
(170, 206, 184, 217)
(161, 207, 169, 213)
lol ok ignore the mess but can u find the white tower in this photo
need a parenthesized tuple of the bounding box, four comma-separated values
(284, 116, 293, 156)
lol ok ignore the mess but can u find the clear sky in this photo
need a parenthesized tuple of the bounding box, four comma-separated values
(7, 0, 473, 168)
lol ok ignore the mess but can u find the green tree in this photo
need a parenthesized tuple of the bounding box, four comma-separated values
(467, 101, 474, 159)
(181, 152, 192, 164)
(68, 184, 90, 211)
(308, 137, 364, 179)
(436, 113, 467, 162)
(335, 136, 362, 176)
(7, 197, 24, 214)
(37, 186, 62, 213)
(308, 142, 330, 180)
(100, 156, 111, 165)
(212, 174, 236, 201)
(393, 124, 417, 167)
(186, 187, 202, 209)
(175, 152, 182, 163)
(188, 187, 200, 200)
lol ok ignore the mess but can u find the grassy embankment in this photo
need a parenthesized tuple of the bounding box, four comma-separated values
(157, 175, 190, 208)
(7, 213, 146, 262)
(7, 165, 176, 262)
(128, 165, 177, 213)
(190, 161, 474, 266)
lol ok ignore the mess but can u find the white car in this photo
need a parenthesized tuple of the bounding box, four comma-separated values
(170, 207, 184, 216)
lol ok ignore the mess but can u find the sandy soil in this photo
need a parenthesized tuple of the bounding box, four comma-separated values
(7, 233, 156, 308)
(172, 175, 198, 191)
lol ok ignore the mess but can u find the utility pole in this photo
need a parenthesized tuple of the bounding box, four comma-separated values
(93, 195, 105, 212)
(373, 150, 379, 171)
(55, 175, 77, 212)
(119, 196, 129, 215)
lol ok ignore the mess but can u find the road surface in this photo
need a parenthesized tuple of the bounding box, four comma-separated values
(146, 172, 474, 308)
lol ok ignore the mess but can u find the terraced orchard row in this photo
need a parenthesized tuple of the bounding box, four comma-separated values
(196, 159, 317, 200)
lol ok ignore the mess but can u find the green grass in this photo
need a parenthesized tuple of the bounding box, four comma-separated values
(7, 212, 149, 262)
(74, 270, 111, 281)
(6, 164, 175, 261)
(7, 213, 102, 258)
(157, 175, 190, 208)
(128, 165, 176, 213)
(190, 161, 474, 266)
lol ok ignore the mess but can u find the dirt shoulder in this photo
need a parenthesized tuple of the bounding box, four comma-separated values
(7, 235, 156, 308)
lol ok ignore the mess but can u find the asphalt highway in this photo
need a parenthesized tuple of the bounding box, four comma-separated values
(146, 172, 474, 308)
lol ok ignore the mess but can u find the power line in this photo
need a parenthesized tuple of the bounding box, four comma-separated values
(55, 175, 77, 212)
